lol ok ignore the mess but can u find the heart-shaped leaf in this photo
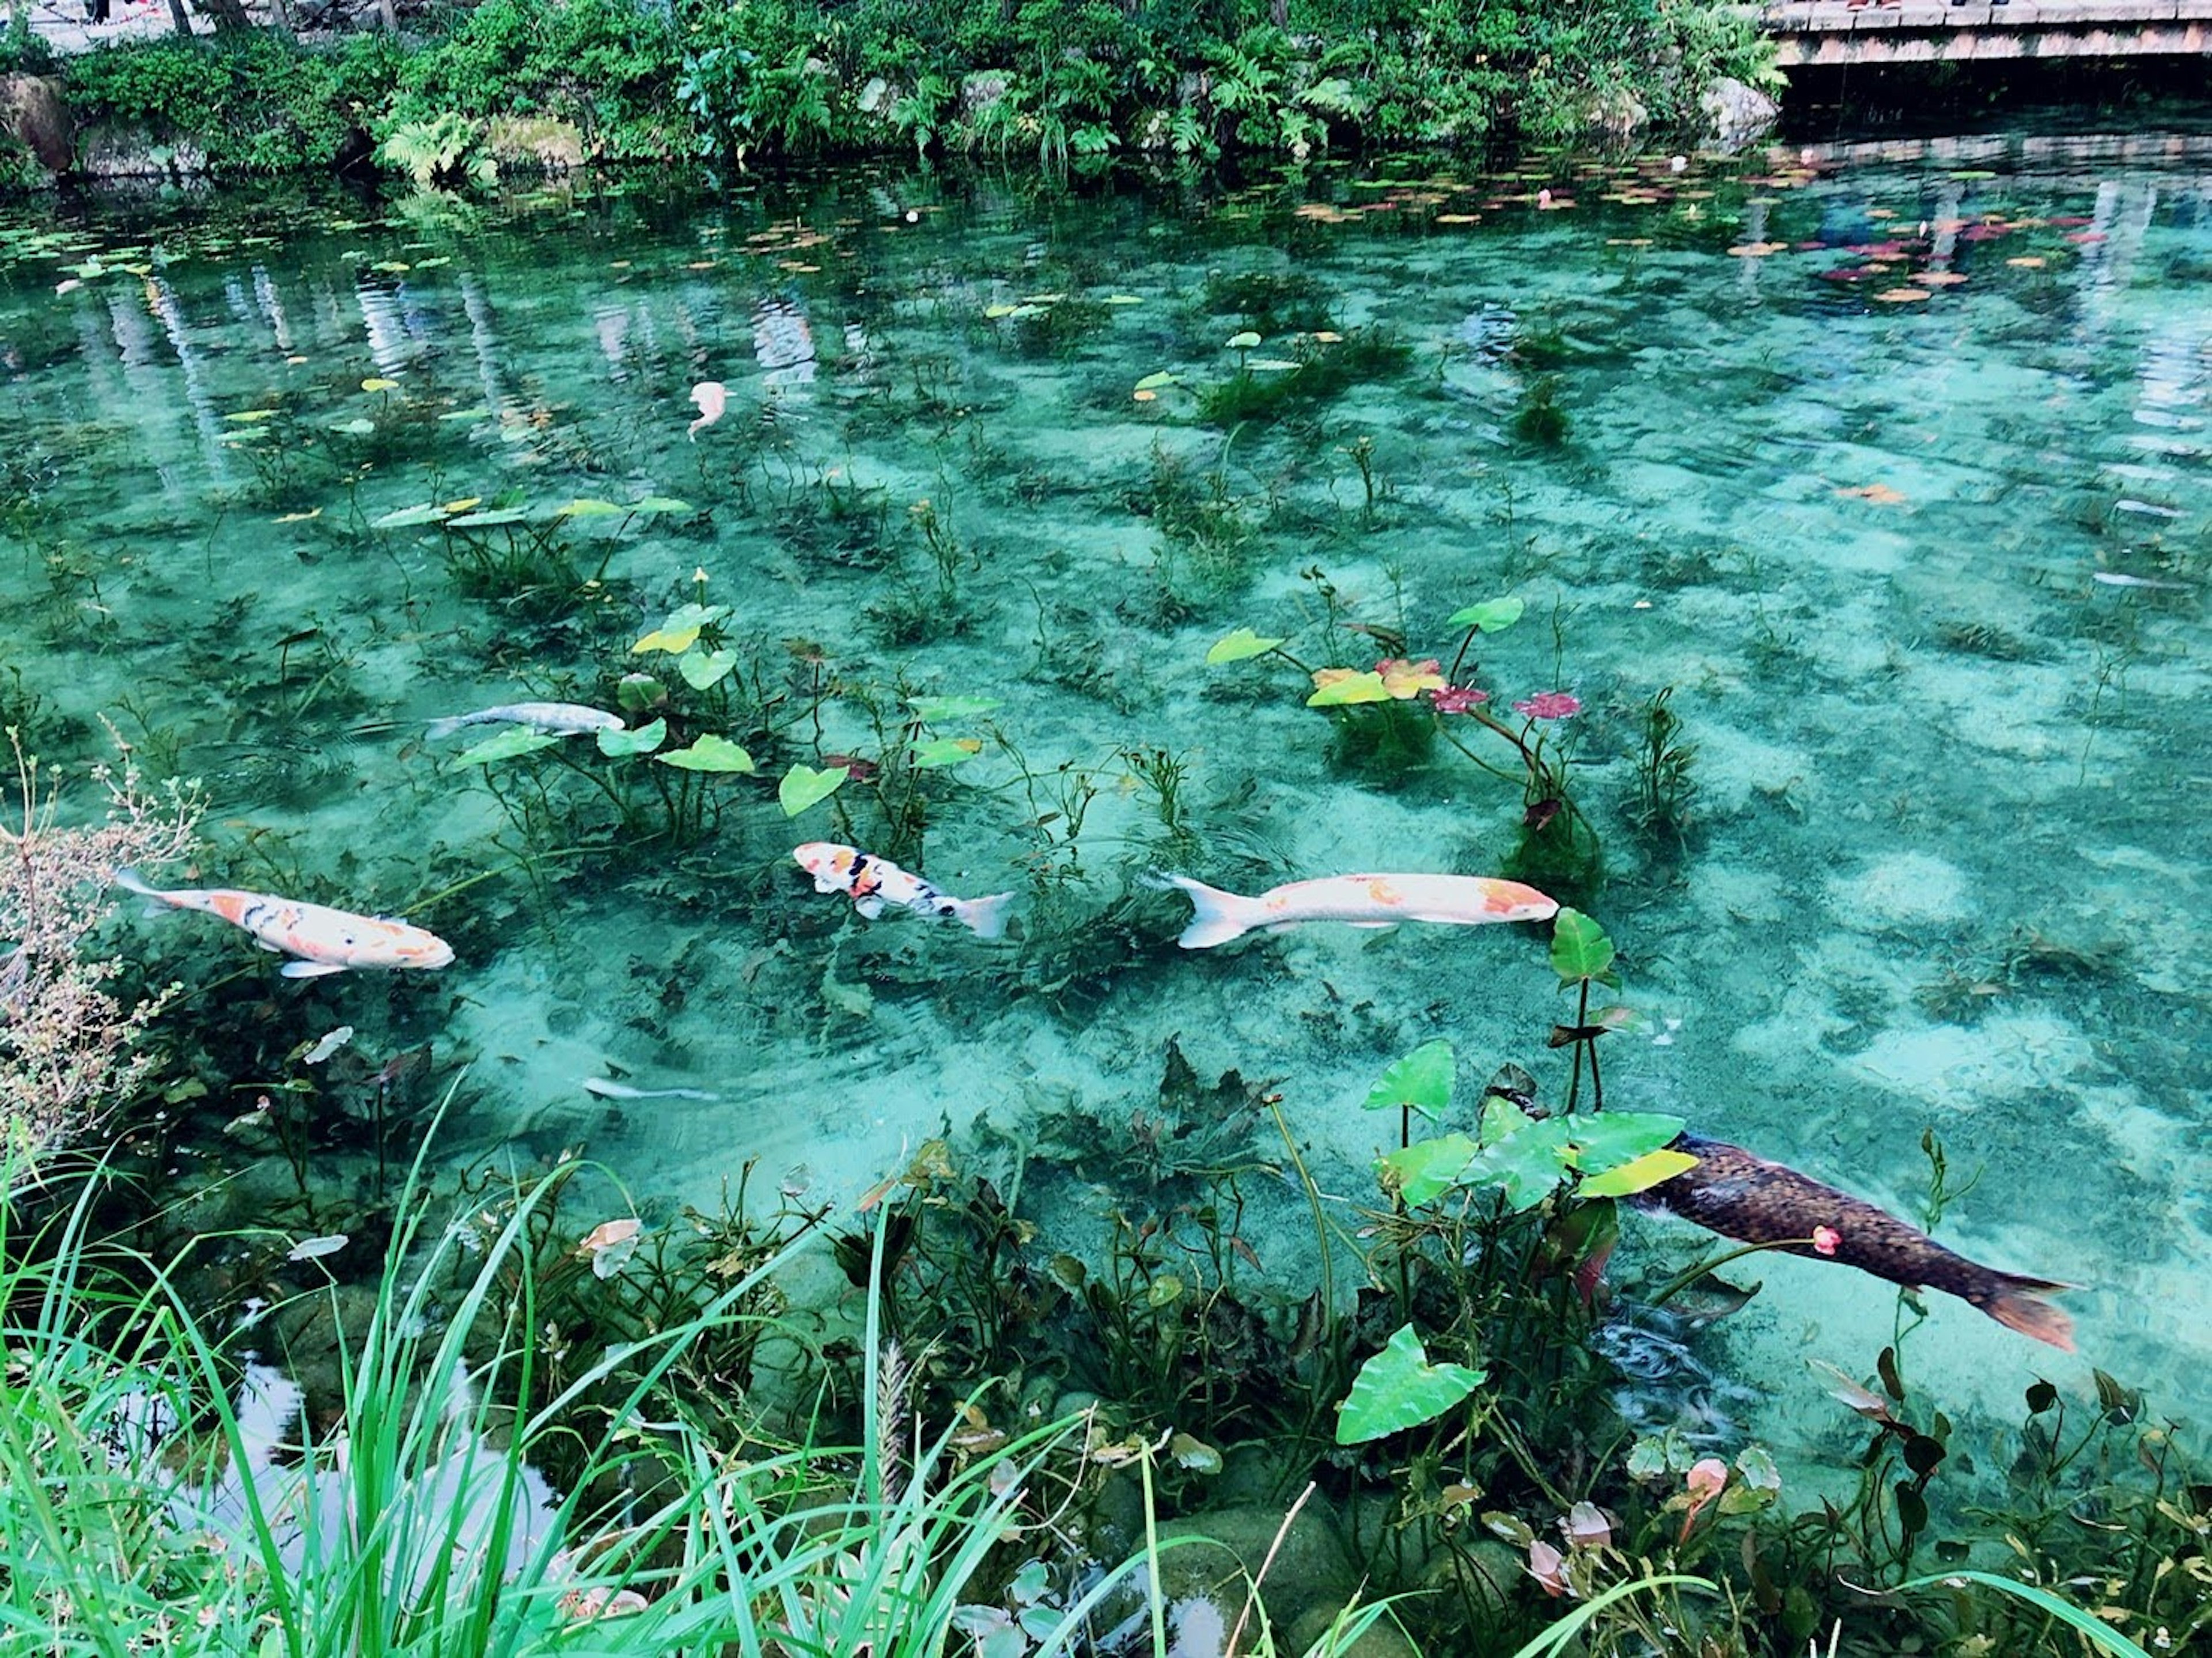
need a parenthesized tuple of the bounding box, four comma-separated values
(634, 602, 730, 657)
(453, 728, 560, 765)
(629, 496, 693, 515)
(907, 694, 1002, 722)
(911, 737, 983, 769)
(1335, 1324, 1487, 1445)
(1550, 908, 1616, 986)
(554, 498, 623, 518)
(1461, 1118, 1574, 1212)
(1362, 1039, 1453, 1121)
(677, 648, 738, 690)
(659, 735, 756, 773)
(1134, 370, 1178, 391)
(616, 673, 667, 712)
(596, 717, 665, 757)
(1306, 670, 1390, 707)
(1563, 1111, 1685, 1175)
(1226, 331, 1262, 350)
(778, 763, 847, 815)
(1206, 627, 1285, 665)
(1447, 597, 1526, 633)
(1378, 1133, 1478, 1208)
(1577, 1146, 1698, 1198)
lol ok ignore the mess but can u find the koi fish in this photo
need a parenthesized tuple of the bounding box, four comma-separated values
(1640, 1134, 2074, 1351)
(688, 381, 726, 438)
(425, 702, 624, 741)
(1156, 871, 1559, 950)
(792, 843, 1015, 939)
(2090, 571, 2192, 591)
(113, 867, 454, 980)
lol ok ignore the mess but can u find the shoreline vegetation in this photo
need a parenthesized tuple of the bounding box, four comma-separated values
(2, 0, 1781, 188)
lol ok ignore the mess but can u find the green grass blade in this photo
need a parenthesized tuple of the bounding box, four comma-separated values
(1896, 1570, 2154, 1658)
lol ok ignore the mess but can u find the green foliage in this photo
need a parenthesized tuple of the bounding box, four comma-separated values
(39, 0, 1775, 180)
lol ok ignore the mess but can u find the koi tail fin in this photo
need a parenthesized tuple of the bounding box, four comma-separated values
(423, 716, 465, 740)
(1152, 874, 1262, 950)
(111, 866, 157, 898)
(955, 891, 1017, 941)
(1980, 1275, 2076, 1352)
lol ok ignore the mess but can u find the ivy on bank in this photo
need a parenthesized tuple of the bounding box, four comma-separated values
(27, 0, 1777, 179)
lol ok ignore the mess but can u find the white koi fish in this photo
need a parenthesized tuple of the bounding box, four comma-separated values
(688, 381, 727, 438)
(2090, 571, 2192, 591)
(425, 702, 624, 740)
(581, 1077, 723, 1102)
(792, 843, 1015, 939)
(1157, 871, 1559, 950)
(113, 868, 454, 978)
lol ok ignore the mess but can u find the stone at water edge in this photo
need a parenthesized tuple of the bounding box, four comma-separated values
(1, 75, 73, 174)
(1702, 76, 1781, 150)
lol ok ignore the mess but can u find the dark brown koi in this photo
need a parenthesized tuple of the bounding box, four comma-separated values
(1640, 1134, 2075, 1352)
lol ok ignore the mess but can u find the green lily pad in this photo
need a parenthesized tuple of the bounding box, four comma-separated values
(1335, 1324, 1487, 1445)
(553, 498, 624, 518)
(1362, 1039, 1453, 1121)
(1226, 331, 1262, 350)
(225, 409, 280, 424)
(659, 735, 756, 773)
(1378, 1133, 1478, 1208)
(1446, 597, 1525, 633)
(329, 418, 376, 437)
(629, 496, 694, 515)
(1205, 627, 1284, 665)
(634, 602, 730, 656)
(453, 728, 560, 765)
(1246, 358, 1303, 372)
(778, 763, 847, 815)
(907, 694, 1002, 722)
(911, 737, 983, 769)
(1578, 1146, 1698, 1198)
(677, 648, 738, 691)
(373, 503, 452, 529)
(596, 717, 665, 757)
(446, 507, 530, 528)
(1306, 671, 1390, 707)
(1134, 370, 1179, 391)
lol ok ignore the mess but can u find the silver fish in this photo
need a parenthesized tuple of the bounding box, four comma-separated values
(426, 703, 624, 740)
(2090, 571, 2192, 591)
(581, 1077, 722, 1102)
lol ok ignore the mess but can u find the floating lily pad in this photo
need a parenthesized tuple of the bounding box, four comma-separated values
(629, 496, 694, 516)
(329, 418, 376, 437)
(225, 409, 280, 424)
(1134, 370, 1179, 392)
(446, 508, 529, 528)
(911, 737, 983, 769)
(907, 694, 1002, 722)
(660, 735, 756, 773)
(778, 762, 846, 815)
(554, 498, 624, 518)
(596, 718, 664, 757)
(1306, 670, 1389, 707)
(373, 503, 453, 529)
(634, 602, 730, 655)
(361, 377, 400, 392)
(1226, 331, 1262, 350)
(453, 728, 560, 765)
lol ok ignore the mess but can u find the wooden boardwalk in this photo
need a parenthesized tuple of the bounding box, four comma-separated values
(1763, 1, 2212, 66)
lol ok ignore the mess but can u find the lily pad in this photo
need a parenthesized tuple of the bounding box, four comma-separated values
(453, 728, 561, 765)
(1362, 1039, 1453, 1121)
(634, 602, 730, 656)
(1206, 627, 1284, 665)
(677, 648, 738, 690)
(328, 418, 376, 437)
(1226, 331, 1262, 350)
(225, 408, 281, 424)
(1134, 371, 1179, 392)
(907, 693, 1002, 722)
(373, 503, 452, 529)
(361, 377, 400, 392)
(778, 763, 847, 815)
(911, 737, 983, 769)
(629, 496, 694, 515)
(1446, 597, 1525, 632)
(1578, 1146, 1698, 1198)
(1335, 1324, 1487, 1445)
(447, 507, 529, 528)
(660, 735, 756, 773)
(1306, 670, 1390, 707)
(553, 498, 624, 518)
(1378, 1133, 1479, 1208)
(596, 717, 665, 757)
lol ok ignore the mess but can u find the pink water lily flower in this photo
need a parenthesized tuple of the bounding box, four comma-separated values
(1527, 1539, 1567, 1597)
(1679, 1456, 1729, 1542)
(1812, 1225, 1841, 1257)
(1430, 684, 1490, 715)
(1513, 691, 1581, 720)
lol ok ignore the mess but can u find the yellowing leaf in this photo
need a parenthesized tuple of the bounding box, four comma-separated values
(1307, 669, 1389, 707)
(361, 377, 400, 392)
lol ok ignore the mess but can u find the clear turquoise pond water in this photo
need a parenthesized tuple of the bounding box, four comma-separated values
(2, 135, 2205, 1466)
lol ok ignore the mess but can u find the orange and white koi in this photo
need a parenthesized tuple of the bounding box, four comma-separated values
(113, 867, 454, 979)
(792, 843, 1015, 939)
(1157, 871, 1558, 949)
(688, 381, 726, 438)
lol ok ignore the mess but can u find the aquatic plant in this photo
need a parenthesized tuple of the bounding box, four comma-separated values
(1, 731, 200, 1168)
(1510, 374, 1570, 446)
(1626, 685, 1696, 853)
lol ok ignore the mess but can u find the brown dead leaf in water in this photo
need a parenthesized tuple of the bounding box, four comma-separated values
(2007, 256, 2047, 270)
(1872, 288, 1931, 303)
(1836, 483, 1908, 506)
(1915, 271, 1969, 286)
